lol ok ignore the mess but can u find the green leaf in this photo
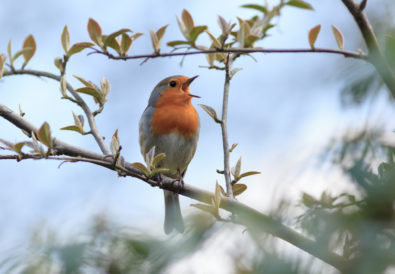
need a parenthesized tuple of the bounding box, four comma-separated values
(230, 67, 243, 78)
(232, 156, 242, 178)
(77, 115, 85, 127)
(237, 18, 251, 48)
(87, 18, 103, 46)
(73, 75, 95, 88)
(206, 31, 221, 49)
(59, 76, 67, 97)
(106, 37, 121, 53)
(149, 29, 159, 53)
(332, 25, 344, 50)
(286, 0, 314, 10)
(238, 171, 260, 180)
(0, 139, 28, 154)
(206, 52, 215, 67)
(198, 104, 221, 123)
(217, 15, 230, 35)
(19, 104, 25, 117)
(250, 19, 264, 36)
(145, 146, 156, 167)
(22, 34, 36, 68)
(191, 203, 219, 217)
(233, 184, 247, 196)
(343, 234, 353, 259)
(308, 24, 321, 49)
(7, 40, 12, 66)
(182, 9, 194, 32)
(385, 35, 395, 68)
(177, 17, 190, 40)
(61, 25, 70, 53)
(0, 54, 6, 79)
(152, 152, 166, 168)
(110, 129, 120, 155)
(156, 25, 168, 44)
(130, 162, 150, 176)
(218, 184, 226, 196)
(214, 181, 222, 212)
(120, 33, 132, 55)
(37, 122, 52, 148)
(241, 4, 267, 14)
(60, 125, 84, 134)
(31, 132, 45, 155)
(189, 25, 207, 43)
(229, 143, 238, 152)
(245, 34, 260, 47)
(167, 40, 190, 47)
(100, 77, 110, 98)
(131, 32, 144, 41)
(149, 168, 169, 178)
(12, 48, 33, 63)
(75, 87, 102, 103)
(302, 192, 317, 208)
(103, 28, 132, 48)
(54, 57, 63, 72)
(13, 141, 28, 154)
(67, 42, 94, 56)
(150, 25, 168, 54)
(72, 112, 83, 128)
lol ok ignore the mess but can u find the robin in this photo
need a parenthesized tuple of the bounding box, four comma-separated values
(139, 75, 200, 234)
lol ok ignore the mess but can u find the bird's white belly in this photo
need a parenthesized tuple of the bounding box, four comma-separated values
(141, 132, 198, 178)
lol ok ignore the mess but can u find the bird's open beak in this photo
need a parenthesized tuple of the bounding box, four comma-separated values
(183, 75, 200, 98)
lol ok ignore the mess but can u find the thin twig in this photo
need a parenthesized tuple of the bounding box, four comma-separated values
(221, 54, 234, 198)
(0, 102, 348, 271)
(90, 47, 365, 61)
(2, 69, 111, 155)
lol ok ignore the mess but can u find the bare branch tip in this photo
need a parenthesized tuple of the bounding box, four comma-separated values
(58, 160, 69, 169)
(139, 57, 150, 66)
(359, 0, 367, 11)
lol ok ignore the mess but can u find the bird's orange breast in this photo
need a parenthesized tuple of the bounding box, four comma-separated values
(151, 93, 199, 138)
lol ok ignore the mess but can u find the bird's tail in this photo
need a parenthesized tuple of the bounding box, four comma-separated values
(163, 190, 184, 234)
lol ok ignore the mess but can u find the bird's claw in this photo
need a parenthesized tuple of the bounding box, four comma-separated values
(153, 173, 163, 187)
(171, 169, 184, 193)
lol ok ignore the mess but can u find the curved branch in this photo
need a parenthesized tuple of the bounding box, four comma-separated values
(3, 69, 111, 155)
(341, 0, 395, 96)
(0, 102, 348, 271)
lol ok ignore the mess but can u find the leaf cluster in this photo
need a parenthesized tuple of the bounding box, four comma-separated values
(131, 146, 169, 179)
(299, 132, 395, 273)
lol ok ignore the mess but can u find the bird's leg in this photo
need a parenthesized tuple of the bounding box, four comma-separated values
(153, 172, 163, 188)
(170, 168, 184, 193)
(177, 168, 184, 188)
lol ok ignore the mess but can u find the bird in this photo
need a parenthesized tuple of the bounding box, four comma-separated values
(139, 75, 200, 234)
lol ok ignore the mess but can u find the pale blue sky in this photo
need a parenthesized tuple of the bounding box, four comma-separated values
(1, 0, 394, 270)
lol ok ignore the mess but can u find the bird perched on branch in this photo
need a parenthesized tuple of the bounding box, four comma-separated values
(139, 75, 200, 234)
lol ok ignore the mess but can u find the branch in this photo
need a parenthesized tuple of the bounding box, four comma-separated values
(221, 55, 233, 198)
(90, 47, 365, 61)
(0, 102, 349, 271)
(0, 103, 104, 160)
(3, 69, 111, 155)
(341, 0, 395, 96)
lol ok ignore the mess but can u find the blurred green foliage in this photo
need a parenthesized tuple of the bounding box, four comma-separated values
(341, 24, 395, 107)
(0, 214, 217, 273)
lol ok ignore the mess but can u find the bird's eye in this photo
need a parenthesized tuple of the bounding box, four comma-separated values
(169, 81, 177, 87)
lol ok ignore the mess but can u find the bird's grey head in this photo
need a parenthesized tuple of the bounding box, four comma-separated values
(148, 75, 183, 106)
